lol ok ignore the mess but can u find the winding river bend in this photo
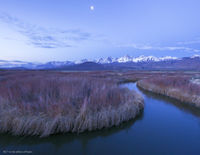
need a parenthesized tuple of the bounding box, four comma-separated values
(1, 83, 200, 155)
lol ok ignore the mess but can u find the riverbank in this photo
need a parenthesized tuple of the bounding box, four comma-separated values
(1, 81, 200, 154)
(137, 76, 200, 108)
(0, 71, 144, 137)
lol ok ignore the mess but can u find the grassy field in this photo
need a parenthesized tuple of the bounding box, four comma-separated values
(0, 71, 144, 137)
(138, 75, 200, 107)
(0, 70, 199, 137)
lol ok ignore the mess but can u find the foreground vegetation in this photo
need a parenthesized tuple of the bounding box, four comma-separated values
(0, 71, 144, 137)
(0, 70, 199, 137)
(137, 76, 200, 107)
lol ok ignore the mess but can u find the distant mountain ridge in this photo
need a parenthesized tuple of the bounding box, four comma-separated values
(95, 55, 178, 64)
(0, 55, 200, 70)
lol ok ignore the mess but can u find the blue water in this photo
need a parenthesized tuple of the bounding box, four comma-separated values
(0, 83, 200, 155)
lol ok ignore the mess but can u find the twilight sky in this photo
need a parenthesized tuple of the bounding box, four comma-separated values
(0, 0, 200, 62)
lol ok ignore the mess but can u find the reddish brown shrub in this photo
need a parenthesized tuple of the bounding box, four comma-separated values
(138, 76, 200, 107)
(0, 71, 144, 137)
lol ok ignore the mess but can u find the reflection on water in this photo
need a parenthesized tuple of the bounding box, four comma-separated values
(0, 83, 200, 155)
(138, 86, 200, 118)
(0, 113, 144, 147)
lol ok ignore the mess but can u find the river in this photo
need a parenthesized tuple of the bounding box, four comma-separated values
(0, 83, 200, 155)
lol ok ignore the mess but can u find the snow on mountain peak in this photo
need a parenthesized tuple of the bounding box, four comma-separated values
(96, 57, 116, 64)
(117, 55, 132, 63)
(96, 55, 178, 64)
(191, 55, 200, 58)
(0, 55, 180, 69)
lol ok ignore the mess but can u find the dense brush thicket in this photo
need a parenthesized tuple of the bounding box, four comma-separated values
(0, 72, 144, 137)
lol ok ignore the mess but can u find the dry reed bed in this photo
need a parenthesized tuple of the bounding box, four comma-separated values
(137, 76, 200, 107)
(0, 72, 144, 137)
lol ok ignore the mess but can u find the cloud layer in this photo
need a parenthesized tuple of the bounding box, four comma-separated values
(177, 38, 200, 45)
(1, 11, 199, 54)
(119, 43, 200, 53)
(0, 12, 92, 48)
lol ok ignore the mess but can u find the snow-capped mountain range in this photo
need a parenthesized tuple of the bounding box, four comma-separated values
(0, 55, 199, 69)
(95, 55, 178, 64)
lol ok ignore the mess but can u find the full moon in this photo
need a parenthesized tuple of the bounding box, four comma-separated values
(90, 6, 94, 11)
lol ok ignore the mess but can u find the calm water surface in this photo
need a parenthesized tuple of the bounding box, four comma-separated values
(0, 83, 200, 155)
